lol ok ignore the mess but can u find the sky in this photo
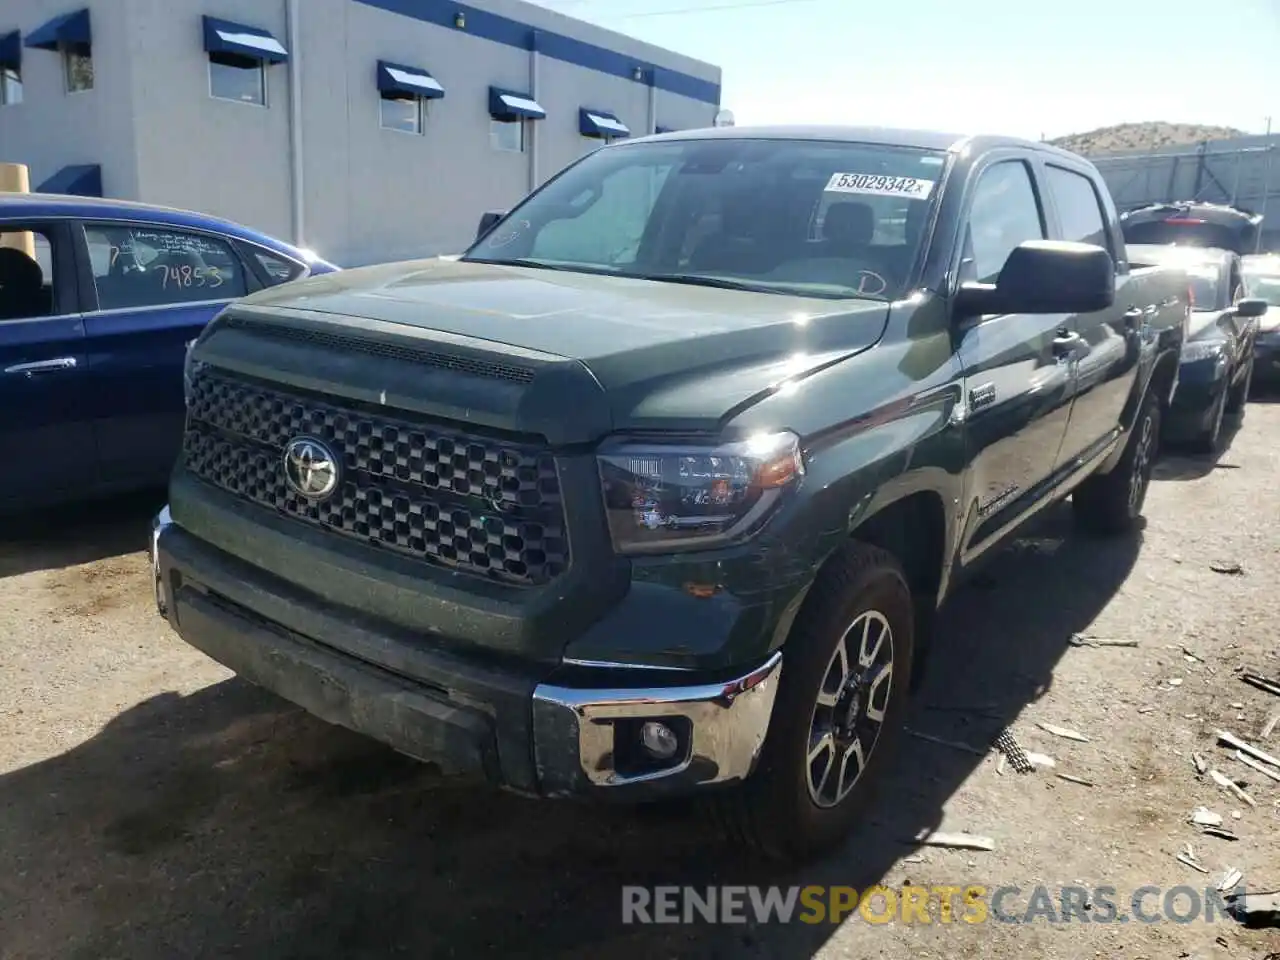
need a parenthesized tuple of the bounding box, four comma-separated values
(529, 0, 1280, 140)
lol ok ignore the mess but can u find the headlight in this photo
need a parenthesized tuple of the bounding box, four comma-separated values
(597, 430, 804, 554)
(1181, 340, 1226, 364)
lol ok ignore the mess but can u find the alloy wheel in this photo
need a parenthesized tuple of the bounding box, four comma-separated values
(1127, 410, 1155, 515)
(806, 610, 894, 809)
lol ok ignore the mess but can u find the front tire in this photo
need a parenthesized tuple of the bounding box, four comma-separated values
(1225, 357, 1253, 417)
(1191, 386, 1227, 454)
(1072, 390, 1160, 536)
(714, 542, 914, 862)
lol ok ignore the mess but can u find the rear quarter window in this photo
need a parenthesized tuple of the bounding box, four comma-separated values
(251, 248, 307, 286)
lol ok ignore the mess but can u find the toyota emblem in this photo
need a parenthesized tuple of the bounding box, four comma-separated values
(283, 436, 339, 501)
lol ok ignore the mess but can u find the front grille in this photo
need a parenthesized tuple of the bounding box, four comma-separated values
(183, 369, 569, 586)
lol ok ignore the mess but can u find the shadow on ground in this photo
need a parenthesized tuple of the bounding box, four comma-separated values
(0, 489, 165, 579)
(0, 503, 1141, 959)
(1154, 410, 1249, 482)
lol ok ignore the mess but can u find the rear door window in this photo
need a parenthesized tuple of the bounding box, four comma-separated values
(0, 226, 62, 320)
(84, 224, 249, 311)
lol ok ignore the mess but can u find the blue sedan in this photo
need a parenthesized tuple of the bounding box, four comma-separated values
(0, 194, 338, 512)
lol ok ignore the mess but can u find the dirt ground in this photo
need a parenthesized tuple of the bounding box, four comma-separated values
(1, 404, 1278, 960)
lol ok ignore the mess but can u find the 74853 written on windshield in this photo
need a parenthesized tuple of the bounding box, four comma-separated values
(465, 139, 948, 301)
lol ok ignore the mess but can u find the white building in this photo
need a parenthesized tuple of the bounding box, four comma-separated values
(0, 0, 722, 265)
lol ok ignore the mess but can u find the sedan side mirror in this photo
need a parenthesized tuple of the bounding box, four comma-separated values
(476, 210, 506, 242)
(1234, 297, 1268, 318)
(956, 240, 1116, 317)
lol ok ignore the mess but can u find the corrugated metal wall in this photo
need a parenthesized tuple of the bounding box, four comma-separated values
(1087, 133, 1280, 252)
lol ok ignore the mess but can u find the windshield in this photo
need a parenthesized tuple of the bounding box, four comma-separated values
(1243, 271, 1280, 307)
(464, 138, 947, 301)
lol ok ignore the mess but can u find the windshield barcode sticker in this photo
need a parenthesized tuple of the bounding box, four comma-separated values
(824, 172, 936, 199)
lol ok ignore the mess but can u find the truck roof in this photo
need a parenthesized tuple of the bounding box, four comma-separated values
(639, 125, 1088, 162)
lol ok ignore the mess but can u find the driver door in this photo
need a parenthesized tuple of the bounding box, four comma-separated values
(953, 157, 1076, 564)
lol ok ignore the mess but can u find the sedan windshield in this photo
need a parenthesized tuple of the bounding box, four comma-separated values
(464, 138, 947, 301)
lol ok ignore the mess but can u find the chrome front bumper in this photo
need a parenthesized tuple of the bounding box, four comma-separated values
(151, 506, 783, 800)
(151, 505, 172, 617)
(531, 652, 782, 798)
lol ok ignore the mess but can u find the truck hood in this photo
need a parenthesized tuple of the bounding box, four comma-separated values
(215, 257, 891, 444)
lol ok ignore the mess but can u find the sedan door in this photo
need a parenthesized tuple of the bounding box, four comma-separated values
(0, 220, 95, 508)
(78, 222, 252, 486)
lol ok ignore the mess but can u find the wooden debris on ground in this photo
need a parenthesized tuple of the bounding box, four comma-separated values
(1200, 826, 1239, 841)
(1190, 806, 1223, 826)
(1209, 768, 1257, 808)
(1037, 722, 1090, 743)
(1216, 867, 1244, 893)
(1262, 708, 1280, 740)
(914, 831, 995, 852)
(1216, 729, 1280, 769)
(1209, 561, 1244, 575)
(1068, 633, 1140, 648)
(1056, 773, 1094, 787)
(1234, 750, 1280, 783)
(1177, 843, 1210, 874)
(1192, 752, 1209, 775)
(1026, 751, 1056, 770)
(1239, 673, 1280, 698)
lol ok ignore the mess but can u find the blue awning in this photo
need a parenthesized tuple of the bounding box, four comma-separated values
(0, 30, 20, 71)
(377, 61, 444, 99)
(24, 8, 90, 52)
(202, 16, 288, 64)
(488, 87, 545, 121)
(37, 164, 101, 197)
(579, 109, 630, 139)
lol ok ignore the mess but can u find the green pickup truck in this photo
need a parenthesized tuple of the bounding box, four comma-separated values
(152, 126, 1188, 862)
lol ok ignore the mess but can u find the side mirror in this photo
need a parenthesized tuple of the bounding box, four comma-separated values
(1234, 297, 1268, 318)
(956, 240, 1116, 317)
(476, 210, 506, 242)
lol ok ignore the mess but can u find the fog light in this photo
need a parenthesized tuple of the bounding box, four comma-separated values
(639, 720, 679, 760)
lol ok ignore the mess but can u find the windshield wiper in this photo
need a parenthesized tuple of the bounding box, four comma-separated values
(629, 272, 786, 294)
(461, 257, 619, 275)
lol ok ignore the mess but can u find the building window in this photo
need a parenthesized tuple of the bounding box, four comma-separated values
(380, 93, 426, 135)
(1, 68, 21, 105)
(209, 52, 265, 105)
(491, 119, 524, 153)
(63, 46, 93, 93)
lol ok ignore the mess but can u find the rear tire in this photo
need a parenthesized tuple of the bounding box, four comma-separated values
(1072, 390, 1160, 537)
(713, 542, 914, 863)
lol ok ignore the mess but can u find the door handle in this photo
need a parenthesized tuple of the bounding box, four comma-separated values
(4, 357, 77, 376)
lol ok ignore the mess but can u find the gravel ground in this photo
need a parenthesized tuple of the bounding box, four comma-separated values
(1, 403, 1278, 960)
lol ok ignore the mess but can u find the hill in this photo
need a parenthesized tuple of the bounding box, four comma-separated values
(1048, 122, 1248, 157)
